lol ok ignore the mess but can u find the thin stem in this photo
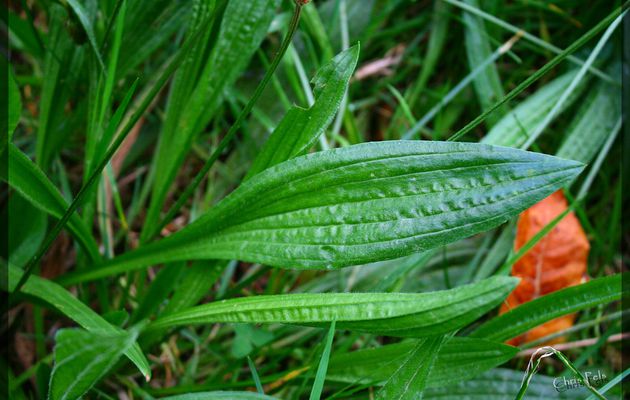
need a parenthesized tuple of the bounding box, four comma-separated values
(148, 2, 304, 242)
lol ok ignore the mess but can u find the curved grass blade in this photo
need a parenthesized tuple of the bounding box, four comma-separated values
(63, 141, 584, 284)
(448, 4, 627, 142)
(481, 69, 586, 148)
(4, 264, 151, 380)
(461, 0, 506, 126)
(66, 0, 106, 72)
(470, 274, 622, 342)
(49, 328, 136, 400)
(146, 276, 517, 337)
(245, 45, 360, 180)
(327, 337, 518, 389)
(3, 144, 100, 262)
(376, 335, 445, 400)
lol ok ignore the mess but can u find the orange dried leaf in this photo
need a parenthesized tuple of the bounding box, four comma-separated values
(500, 190, 589, 346)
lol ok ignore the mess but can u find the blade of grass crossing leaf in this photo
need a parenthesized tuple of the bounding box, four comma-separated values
(444, 0, 617, 84)
(65, 0, 106, 72)
(145, 0, 302, 241)
(585, 368, 630, 399)
(461, 0, 506, 126)
(470, 274, 622, 342)
(521, 12, 625, 150)
(403, 32, 521, 139)
(448, 4, 627, 142)
(4, 264, 151, 380)
(377, 335, 445, 400)
(309, 320, 336, 400)
(142, 0, 282, 241)
(12, 15, 215, 292)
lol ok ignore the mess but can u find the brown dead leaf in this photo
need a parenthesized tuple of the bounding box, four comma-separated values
(500, 190, 589, 346)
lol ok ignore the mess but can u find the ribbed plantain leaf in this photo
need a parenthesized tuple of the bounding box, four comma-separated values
(143, 0, 279, 239)
(147, 276, 517, 337)
(65, 140, 583, 284)
(470, 274, 621, 342)
(327, 337, 518, 388)
(245, 45, 360, 179)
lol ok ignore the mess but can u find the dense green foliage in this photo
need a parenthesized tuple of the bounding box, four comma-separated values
(2, 0, 625, 399)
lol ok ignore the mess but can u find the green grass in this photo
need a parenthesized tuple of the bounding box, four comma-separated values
(2, 0, 626, 399)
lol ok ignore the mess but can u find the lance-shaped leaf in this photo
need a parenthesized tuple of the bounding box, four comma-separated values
(376, 335, 445, 399)
(470, 274, 621, 342)
(245, 45, 360, 179)
(327, 337, 518, 389)
(4, 265, 151, 380)
(147, 276, 517, 337)
(143, 0, 279, 238)
(66, 141, 584, 284)
(49, 328, 136, 400)
(2, 144, 100, 262)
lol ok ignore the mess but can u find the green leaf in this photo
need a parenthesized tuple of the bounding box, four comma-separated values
(462, 0, 505, 126)
(3, 144, 100, 262)
(309, 321, 336, 400)
(144, 0, 280, 238)
(70, 140, 584, 283)
(557, 63, 621, 165)
(7, 193, 47, 268)
(327, 337, 517, 389)
(422, 368, 587, 399)
(65, 0, 106, 72)
(147, 276, 517, 337)
(7, 62, 21, 142)
(376, 335, 445, 400)
(481, 69, 588, 148)
(48, 328, 136, 400)
(159, 393, 279, 400)
(4, 264, 151, 381)
(245, 45, 360, 179)
(470, 274, 622, 342)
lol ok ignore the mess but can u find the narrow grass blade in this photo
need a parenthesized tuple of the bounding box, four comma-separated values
(470, 274, 622, 342)
(66, 141, 584, 283)
(4, 264, 151, 380)
(65, 0, 106, 72)
(5, 61, 21, 150)
(557, 63, 622, 164)
(146, 276, 518, 337)
(481, 69, 587, 147)
(376, 335, 445, 400)
(159, 393, 279, 399)
(309, 320, 336, 400)
(143, 0, 281, 240)
(3, 144, 100, 262)
(461, 0, 506, 126)
(448, 4, 627, 142)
